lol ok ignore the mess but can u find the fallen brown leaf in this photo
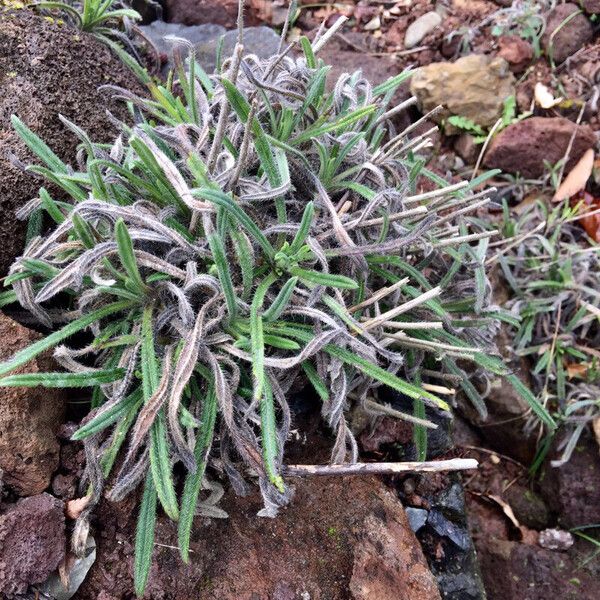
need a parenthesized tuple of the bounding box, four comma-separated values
(566, 362, 590, 379)
(570, 190, 600, 242)
(66, 494, 92, 520)
(554, 148, 595, 202)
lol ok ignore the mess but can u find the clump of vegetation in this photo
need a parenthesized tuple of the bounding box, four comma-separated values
(32, 0, 141, 50)
(497, 199, 600, 469)
(0, 12, 515, 596)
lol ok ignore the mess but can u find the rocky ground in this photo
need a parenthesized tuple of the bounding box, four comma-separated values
(1, 1, 600, 599)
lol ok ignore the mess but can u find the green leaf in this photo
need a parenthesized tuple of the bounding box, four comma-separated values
(263, 277, 298, 322)
(301, 361, 329, 402)
(194, 188, 275, 258)
(289, 202, 315, 254)
(0, 368, 125, 388)
(141, 306, 179, 521)
(208, 232, 237, 319)
(11, 115, 69, 173)
(506, 374, 556, 431)
(115, 218, 146, 293)
(291, 267, 359, 290)
(300, 36, 316, 68)
(0, 300, 134, 378)
(178, 384, 217, 562)
(73, 388, 142, 440)
(250, 274, 284, 492)
(134, 475, 157, 597)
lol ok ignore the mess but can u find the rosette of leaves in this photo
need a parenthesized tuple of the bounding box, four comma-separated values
(0, 22, 508, 595)
(497, 199, 600, 468)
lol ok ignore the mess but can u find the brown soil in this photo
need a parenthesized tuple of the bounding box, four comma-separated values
(0, 8, 144, 275)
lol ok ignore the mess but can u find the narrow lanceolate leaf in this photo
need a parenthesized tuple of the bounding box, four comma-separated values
(0, 368, 125, 388)
(261, 377, 285, 493)
(178, 385, 217, 563)
(263, 277, 298, 322)
(134, 475, 158, 597)
(115, 218, 146, 293)
(506, 374, 556, 431)
(230, 229, 254, 300)
(289, 202, 315, 254)
(73, 388, 142, 440)
(11, 115, 69, 173)
(193, 188, 275, 258)
(251, 274, 284, 492)
(0, 300, 134, 378)
(141, 306, 179, 521)
(207, 232, 237, 318)
(290, 267, 359, 290)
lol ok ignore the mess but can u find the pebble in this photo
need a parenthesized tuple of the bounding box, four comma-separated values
(538, 528, 574, 551)
(404, 12, 442, 49)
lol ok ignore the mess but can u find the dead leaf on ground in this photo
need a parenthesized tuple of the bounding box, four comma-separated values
(554, 148, 595, 202)
(566, 362, 590, 379)
(66, 494, 92, 520)
(534, 82, 563, 109)
(570, 190, 600, 242)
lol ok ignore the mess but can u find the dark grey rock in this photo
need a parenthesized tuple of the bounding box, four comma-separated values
(427, 510, 470, 550)
(435, 482, 466, 524)
(140, 21, 281, 73)
(406, 507, 429, 533)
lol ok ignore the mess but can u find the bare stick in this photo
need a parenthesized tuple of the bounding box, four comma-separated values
(375, 97, 418, 127)
(284, 458, 479, 477)
(312, 16, 348, 53)
(404, 180, 469, 204)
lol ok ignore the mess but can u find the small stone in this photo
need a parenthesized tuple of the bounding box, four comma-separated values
(427, 510, 470, 550)
(0, 493, 66, 596)
(52, 473, 78, 498)
(454, 133, 480, 164)
(484, 116, 597, 178)
(404, 12, 442, 49)
(497, 35, 534, 73)
(410, 55, 515, 133)
(539, 529, 574, 551)
(542, 3, 593, 64)
(405, 507, 428, 532)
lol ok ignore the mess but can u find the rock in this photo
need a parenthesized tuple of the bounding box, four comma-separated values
(0, 493, 66, 596)
(140, 21, 281, 74)
(484, 116, 597, 178)
(497, 35, 534, 72)
(542, 3, 593, 64)
(131, 0, 163, 24)
(404, 12, 442, 49)
(477, 538, 600, 600)
(0, 9, 144, 276)
(350, 489, 441, 600)
(582, 0, 600, 13)
(454, 133, 480, 164)
(0, 312, 66, 495)
(409, 473, 487, 600)
(52, 473, 78, 499)
(410, 55, 515, 133)
(164, 0, 266, 28)
(540, 435, 600, 528)
(75, 434, 440, 598)
(406, 507, 429, 532)
(505, 486, 549, 530)
(538, 529, 574, 551)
